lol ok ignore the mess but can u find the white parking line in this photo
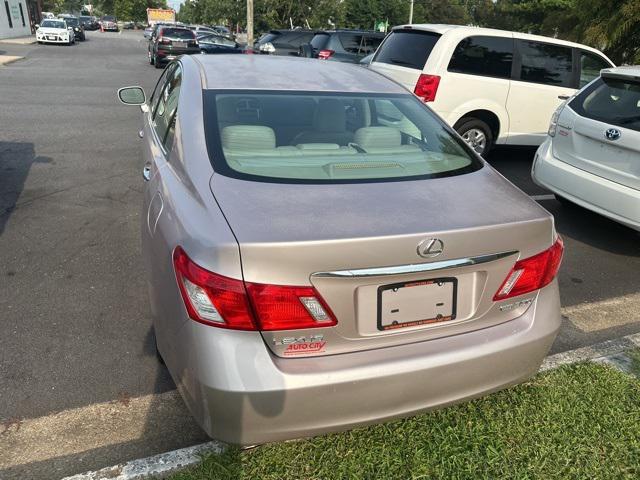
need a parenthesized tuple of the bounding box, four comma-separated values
(529, 194, 556, 201)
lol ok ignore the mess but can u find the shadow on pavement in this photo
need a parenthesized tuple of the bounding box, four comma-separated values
(0, 142, 52, 236)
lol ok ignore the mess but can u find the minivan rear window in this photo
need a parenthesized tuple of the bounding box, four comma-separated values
(570, 76, 640, 132)
(204, 90, 481, 184)
(373, 30, 441, 70)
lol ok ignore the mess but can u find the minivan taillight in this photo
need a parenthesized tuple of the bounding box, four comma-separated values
(494, 237, 564, 301)
(173, 247, 337, 331)
(414, 74, 440, 102)
(318, 49, 334, 60)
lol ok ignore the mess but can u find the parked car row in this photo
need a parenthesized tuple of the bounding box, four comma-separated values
(36, 16, 85, 45)
(147, 24, 244, 68)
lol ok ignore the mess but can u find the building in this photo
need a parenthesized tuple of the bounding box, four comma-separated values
(1, 0, 42, 39)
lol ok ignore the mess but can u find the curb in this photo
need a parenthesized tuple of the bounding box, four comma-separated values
(61, 441, 224, 480)
(63, 332, 640, 480)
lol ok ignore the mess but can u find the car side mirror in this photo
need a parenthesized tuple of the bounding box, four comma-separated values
(35, 23, 39, 28)
(117, 86, 146, 106)
(68, 26, 73, 31)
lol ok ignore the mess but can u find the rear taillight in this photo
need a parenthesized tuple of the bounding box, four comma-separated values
(414, 74, 440, 102)
(494, 237, 564, 301)
(246, 283, 337, 330)
(173, 247, 337, 331)
(318, 49, 334, 60)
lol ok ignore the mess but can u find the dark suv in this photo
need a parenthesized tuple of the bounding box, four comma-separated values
(62, 16, 86, 41)
(300, 30, 386, 63)
(149, 26, 200, 68)
(254, 29, 317, 56)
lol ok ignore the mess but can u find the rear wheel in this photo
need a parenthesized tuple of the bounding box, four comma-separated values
(455, 118, 494, 157)
(154, 54, 162, 69)
(149, 50, 154, 64)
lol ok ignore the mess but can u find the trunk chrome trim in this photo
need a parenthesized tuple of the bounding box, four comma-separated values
(312, 251, 519, 278)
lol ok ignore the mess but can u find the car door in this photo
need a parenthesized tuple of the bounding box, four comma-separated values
(506, 39, 576, 145)
(141, 63, 183, 338)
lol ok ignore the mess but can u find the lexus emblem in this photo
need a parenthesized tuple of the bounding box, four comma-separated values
(417, 238, 444, 258)
(605, 128, 621, 141)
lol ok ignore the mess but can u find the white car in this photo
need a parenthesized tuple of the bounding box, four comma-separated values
(532, 67, 640, 231)
(36, 19, 75, 45)
(369, 24, 614, 156)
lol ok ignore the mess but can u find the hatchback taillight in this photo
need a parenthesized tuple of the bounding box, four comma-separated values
(173, 247, 337, 331)
(318, 49, 334, 60)
(414, 74, 440, 102)
(494, 237, 564, 301)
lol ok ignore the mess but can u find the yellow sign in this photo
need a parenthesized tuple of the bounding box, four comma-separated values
(147, 8, 175, 23)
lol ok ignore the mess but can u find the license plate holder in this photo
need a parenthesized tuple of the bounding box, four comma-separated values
(377, 277, 457, 331)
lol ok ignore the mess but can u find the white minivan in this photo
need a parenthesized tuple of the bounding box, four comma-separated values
(369, 24, 614, 156)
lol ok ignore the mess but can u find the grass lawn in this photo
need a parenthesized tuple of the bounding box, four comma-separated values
(172, 360, 640, 480)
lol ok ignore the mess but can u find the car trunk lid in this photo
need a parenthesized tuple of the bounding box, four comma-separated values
(553, 75, 640, 191)
(211, 166, 554, 358)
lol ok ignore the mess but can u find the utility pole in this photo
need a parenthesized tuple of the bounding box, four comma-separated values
(247, 0, 253, 47)
(409, 0, 414, 24)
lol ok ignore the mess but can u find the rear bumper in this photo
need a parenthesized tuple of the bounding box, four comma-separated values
(533, 139, 640, 231)
(165, 283, 561, 445)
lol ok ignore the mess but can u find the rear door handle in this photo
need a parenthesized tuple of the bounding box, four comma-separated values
(142, 165, 151, 182)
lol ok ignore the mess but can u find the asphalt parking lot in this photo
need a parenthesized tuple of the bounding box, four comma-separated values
(1, 30, 639, 479)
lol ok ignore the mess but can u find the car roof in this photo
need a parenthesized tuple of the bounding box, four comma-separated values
(192, 55, 408, 94)
(392, 24, 611, 56)
(601, 66, 640, 80)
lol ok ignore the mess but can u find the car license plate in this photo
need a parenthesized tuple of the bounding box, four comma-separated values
(174, 41, 186, 48)
(377, 278, 457, 331)
(48, 36, 56, 40)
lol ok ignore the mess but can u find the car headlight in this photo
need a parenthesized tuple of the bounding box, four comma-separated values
(74, 27, 79, 31)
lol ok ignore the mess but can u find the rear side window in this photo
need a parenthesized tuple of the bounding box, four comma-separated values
(310, 33, 329, 50)
(373, 30, 441, 70)
(570, 77, 640, 132)
(362, 35, 384, 55)
(153, 64, 182, 151)
(339, 33, 364, 54)
(448, 36, 513, 79)
(518, 41, 573, 87)
(161, 28, 195, 39)
(580, 52, 612, 88)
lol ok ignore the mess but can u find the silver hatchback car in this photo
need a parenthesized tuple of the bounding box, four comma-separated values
(118, 55, 563, 445)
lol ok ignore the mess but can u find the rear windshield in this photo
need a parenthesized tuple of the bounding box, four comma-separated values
(102, 16, 115, 21)
(373, 30, 441, 70)
(161, 28, 195, 39)
(569, 76, 640, 132)
(204, 91, 481, 184)
(64, 18, 79, 26)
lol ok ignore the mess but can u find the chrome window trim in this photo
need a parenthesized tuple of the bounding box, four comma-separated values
(312, 251, 518, 278)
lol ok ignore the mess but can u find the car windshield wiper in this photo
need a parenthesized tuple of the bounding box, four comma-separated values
(388, 58, 416, 68)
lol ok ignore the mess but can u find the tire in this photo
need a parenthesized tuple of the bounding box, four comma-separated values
(154, 55, 162, 69)
(455, 117, 494, 157)
(149, 50, 154, 65)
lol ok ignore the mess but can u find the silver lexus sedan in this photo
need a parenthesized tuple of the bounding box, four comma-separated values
(118, 55, 563, 445)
